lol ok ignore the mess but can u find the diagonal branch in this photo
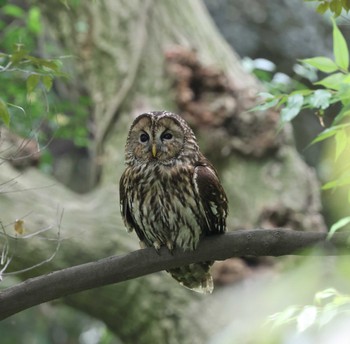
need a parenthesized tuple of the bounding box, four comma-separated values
(0, 229, 349, 320)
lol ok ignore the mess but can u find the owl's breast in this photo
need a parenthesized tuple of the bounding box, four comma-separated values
(129, 164, 206, 250)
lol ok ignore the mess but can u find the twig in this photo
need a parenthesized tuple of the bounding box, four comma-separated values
(0, 229, 349, 320)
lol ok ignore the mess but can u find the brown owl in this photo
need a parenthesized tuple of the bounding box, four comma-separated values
(119, 111, 228, 293)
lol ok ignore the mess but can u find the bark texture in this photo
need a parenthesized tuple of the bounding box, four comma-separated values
(0, 0, 326, 342)
(1, 229, 348, 321)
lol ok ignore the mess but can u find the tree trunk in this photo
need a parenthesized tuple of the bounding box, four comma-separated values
(0, 0, 325, 342)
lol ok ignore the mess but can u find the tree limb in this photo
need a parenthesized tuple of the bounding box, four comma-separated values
(0, 229, 349, 320)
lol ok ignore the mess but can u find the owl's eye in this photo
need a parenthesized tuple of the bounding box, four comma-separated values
(161, 132, 173, 140)
(139, 132, 149, 143)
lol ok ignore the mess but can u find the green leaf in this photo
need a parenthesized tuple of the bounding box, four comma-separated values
(331, 0, 343, 16)
(42, 75, 53, 91)
(251, 97, 279, 112)
(332, 18, 349, 70)
(302, 57, 339, 73)
(293, 63, 318, 81)
(343, 0, 350, 11)
(315, 288, 338, 304)
(24, 56, 60, 72)
(28, 7, 42, 34)
(26, 74, 40, 93)
(2, 4, 25, 18)
(267, 306, 300, 328)
(333, 104, 350, 125)
(290, 89, 314, 97)
(327, 216, 350, 239)
(297, 306, 318, 332)
(310, 127, 338, 145)
(322, 173, 350, 190)
(315, 72, 345, 90)
(40, 60, 59, 72)
(10, 48, 28, 65)
(308, 89, 333, 109)
(0, 98, 10, 126)
(335, 128, 348, 160)
(317, 2, 329, 14)
(280, 94, 304, 122)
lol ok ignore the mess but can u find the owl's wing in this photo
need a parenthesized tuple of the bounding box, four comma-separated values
(194, 162, 228, 235)
(119, 171, 145, 242)
(119, 172, 134, 233)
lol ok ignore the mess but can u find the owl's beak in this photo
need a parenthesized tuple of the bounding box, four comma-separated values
(152, 144, 157, 158)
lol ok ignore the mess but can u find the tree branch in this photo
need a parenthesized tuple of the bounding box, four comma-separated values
(0, 229, 349, 320)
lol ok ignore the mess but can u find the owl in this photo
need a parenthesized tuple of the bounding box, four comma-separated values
(119, 111, 228, 293)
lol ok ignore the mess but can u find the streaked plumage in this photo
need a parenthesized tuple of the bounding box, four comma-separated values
(119, 111, 228, 293)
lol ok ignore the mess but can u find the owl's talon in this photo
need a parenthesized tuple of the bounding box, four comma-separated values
(166, 241, 174, 254)
(139, 241, 147, 249)
(153, 241, 161, 253)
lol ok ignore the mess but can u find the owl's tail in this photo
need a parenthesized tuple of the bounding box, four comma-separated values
(167, 261, 214, 294)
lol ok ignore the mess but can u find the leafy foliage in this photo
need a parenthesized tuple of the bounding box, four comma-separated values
(251, 16, 350, 343)
(305, 0, 350, 17)
(254, 18, 350, 178)
(0, 3, 90, 150)
(262, 288, 350, 342)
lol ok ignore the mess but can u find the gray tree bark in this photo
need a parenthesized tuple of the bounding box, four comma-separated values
(0, 0, 326, 343)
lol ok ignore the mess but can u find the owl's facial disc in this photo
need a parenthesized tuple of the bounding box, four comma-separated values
(154, 118, 185, 161)
(128, 114, 185, 163)
(128, 116, 153, 162)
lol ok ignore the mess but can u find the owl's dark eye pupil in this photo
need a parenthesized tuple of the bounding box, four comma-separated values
(140, 133, 149, 143)
(162, 132, 173, 140)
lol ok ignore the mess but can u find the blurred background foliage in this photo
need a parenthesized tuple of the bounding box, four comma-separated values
(0, 1, 90, 176)
(1, 0, 350, 343)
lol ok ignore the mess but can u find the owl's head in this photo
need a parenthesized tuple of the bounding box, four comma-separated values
(125, 111, 199, 165)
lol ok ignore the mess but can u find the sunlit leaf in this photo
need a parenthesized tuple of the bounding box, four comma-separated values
(258, 92, 274, 101)
(25, 56, 60, 72)
(267, 306, 300, 328)
(318, 303, 339, 327)
(332, 18, 349, 70)
(343, 0, 350, 11)
(315, 288, 338, 304)
(26, 74, 40, 93)
(317, 1, 329, 14)
(0, 98, 10, 126)
(315, 72, 345, 90)
(297, 306, 318, 332)
(42, 75, 53, 91)
(327, 216, 350, 239)
(28, 7, 42, 34)
(322, 174, 350, 190)
(10, 48, 28, 65)
(2, 4, 25, 18)
(293, 63, 318, 82)
(302, 57, 338, 73)
(251, 98, 279, 112)
(308, 89, 332, 109)
(280, 94, 304, 122)
(330, 0, 343, 16)
(335, 128, 348, 160)
(40, 59, 59, 72)
(290, 89, 314, 97)
(310, 126, 342, 145)
(14, 219, 25, 235)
